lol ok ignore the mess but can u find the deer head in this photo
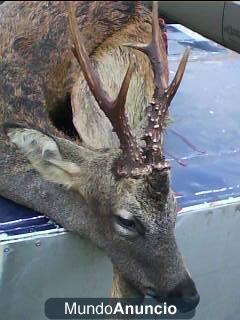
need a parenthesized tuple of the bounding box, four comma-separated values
(5, 1, 199, 313)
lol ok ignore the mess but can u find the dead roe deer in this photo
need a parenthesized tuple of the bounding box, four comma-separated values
(0, 1, 199, 312)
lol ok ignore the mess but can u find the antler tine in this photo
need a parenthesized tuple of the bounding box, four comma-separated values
(151, 1, 169, 94)
(125, 2, 169, 97)
(67, 2, 151, 178)
(167, 47, 190, 104)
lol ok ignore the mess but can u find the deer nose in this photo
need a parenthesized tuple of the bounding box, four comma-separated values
(167, 278, 200, 313)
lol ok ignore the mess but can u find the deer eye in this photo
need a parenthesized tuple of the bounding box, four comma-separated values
(113, 214, 138, 237)
(115, 215, 136, 230)
(113, 213, 145, 237)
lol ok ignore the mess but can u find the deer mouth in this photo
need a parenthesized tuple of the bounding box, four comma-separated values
(145, 287, 200, 314)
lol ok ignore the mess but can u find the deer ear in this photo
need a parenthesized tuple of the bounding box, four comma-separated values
(5, 126, 81, 189)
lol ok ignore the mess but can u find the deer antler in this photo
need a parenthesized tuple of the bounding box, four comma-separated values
(67, 2, 151, 178)
(67, 1, 189, 177)
(125, 2, 190, 171)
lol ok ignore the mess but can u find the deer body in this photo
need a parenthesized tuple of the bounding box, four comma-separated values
(0, 1, 199, 312)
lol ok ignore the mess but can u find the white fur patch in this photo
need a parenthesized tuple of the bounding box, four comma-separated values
(7, 128, 61, 160)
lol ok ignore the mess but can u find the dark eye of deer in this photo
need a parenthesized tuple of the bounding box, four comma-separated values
(113, 214, 138, 237)
(115, 216, 136, 230)
(113, 214, 145, 237)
